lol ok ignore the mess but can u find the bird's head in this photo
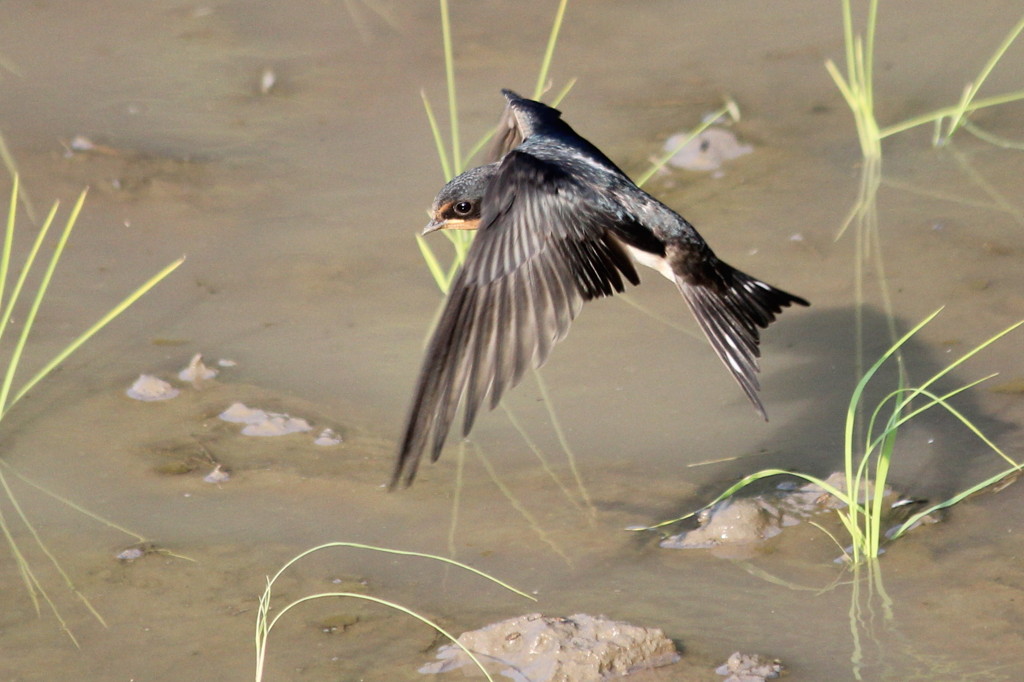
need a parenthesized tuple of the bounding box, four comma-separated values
(423, 163, 500, 234)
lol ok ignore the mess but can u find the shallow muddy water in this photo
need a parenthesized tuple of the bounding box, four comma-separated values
(0, 1, 1022, 680)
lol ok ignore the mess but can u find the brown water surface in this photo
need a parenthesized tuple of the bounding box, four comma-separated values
(0, 1, 1022, 680)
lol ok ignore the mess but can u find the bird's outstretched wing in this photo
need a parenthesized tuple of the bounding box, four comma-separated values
(391, 150, 643, 488)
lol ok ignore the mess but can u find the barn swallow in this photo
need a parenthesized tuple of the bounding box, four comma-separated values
(391, 90, 808, 488)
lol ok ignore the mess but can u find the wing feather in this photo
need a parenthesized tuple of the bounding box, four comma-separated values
(392, 151, 642, 487)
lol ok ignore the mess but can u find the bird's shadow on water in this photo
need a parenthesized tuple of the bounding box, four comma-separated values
(657, 303, 1016, 527)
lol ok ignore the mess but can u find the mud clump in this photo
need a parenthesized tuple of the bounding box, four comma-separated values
(715, 651, 783, 681)
(660, 472, 897, 555)
(419, 612, 679, 681)
(663, 127, 752, 173)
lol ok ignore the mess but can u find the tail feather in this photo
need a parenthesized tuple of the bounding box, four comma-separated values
(674, 258, 808, 419)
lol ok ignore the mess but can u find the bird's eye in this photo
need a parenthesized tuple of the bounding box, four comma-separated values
(453, 201, 473, 216)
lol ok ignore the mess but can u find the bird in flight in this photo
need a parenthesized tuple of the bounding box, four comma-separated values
(392, 90, 808, 488)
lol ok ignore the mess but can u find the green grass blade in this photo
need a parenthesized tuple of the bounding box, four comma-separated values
(961, 119, 1024, 150)
(266, 542, 535, 602)
(863, 0, 878, 114)
(0, 460, 147, 542)
(890, 464, 1022, 540)
(439, 0, 461, 174)
(668, 309, 1019, 562)
(0, 491, 41, 613)
(418, 0, 576, 293)
(943, 14, 1024, 141)
(0, 133, 36, 223)
(903, 319, 1023, 412)
(454, 0, 571, 170)
(943, 83, 976, 141)
(257, 592, 497, 682)
(0, 472, 85, 646)
(0, 175, 16, 309)
(880, 87, 1024, 139)
(626, 469, 851, 532)
(839, 0, 856, 87)
(893, 386, 1020, 468)
(532, 0, 569, 98)
(4, 255, 185, 414)
(935, 402, 1019, 468)
(414, 233, 450, 292)
(825, 59, 858, 113)
(865, 429, 894, 555)
(462, 126, 498, 169)
(841, 310, 938, 557)
(550, 76, 577, 106)
(443, 251, 462, 288)
(421, 89, 451, 181)
(0, 200, 59, 355)
(844, 309, 942, 485)
(0, 469, 106, 629)
(0, 191, 79, 415)
(873, 377, 991, 447)
(254, 542, 536, 681)
(635, 99, 738, 188)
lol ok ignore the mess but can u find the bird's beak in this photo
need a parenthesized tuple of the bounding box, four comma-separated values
(422, 218, 477, 235)
(422, 218, 446, 235)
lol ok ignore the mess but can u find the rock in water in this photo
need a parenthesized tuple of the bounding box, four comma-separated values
(663, 127, 752, 172)
(419, 613, 679, 681)
(126, 374, 179, 401)
(715, 651, 783, 681)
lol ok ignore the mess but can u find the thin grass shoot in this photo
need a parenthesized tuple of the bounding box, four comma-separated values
(253, 541, 535, 682)
(827, 2, 1024, 158)
(631, 310, 1023, 565)
(0, 176, 184, 642)
(417, 0, 571, 293)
